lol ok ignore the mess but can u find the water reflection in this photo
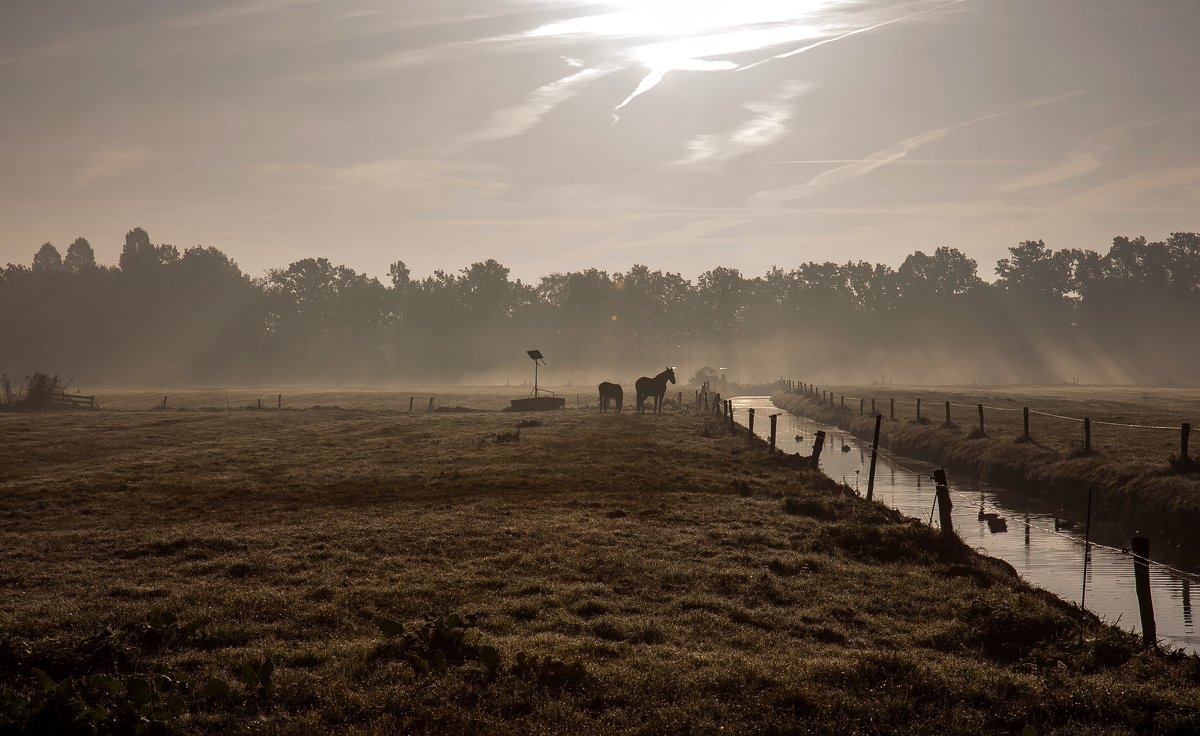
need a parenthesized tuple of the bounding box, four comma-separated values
(731, 396, 1200, 654)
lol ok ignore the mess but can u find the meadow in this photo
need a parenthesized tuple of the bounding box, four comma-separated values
(3, 390, 1200, 734)
(773, 384, 1200, 548)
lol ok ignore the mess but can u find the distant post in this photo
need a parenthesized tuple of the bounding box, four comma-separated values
(858, 398, 863, 415)
(933, 468, 954, 535)
(747, 408, 756, 446)
(278, 394, 282, 410)
(944, 401, 951, 427)
(1023, 407, 1030, 440)
(1131, 536, 1157, 650)
(810, 430, 826, 470)
(1182, 423, 1191, 464)
(977, 404, 985, 436)
(257, 398, 261, 410)
(890, 398, 895, 421)
(409, 396, 414, 413)
(916, 398, 921, 423)
(871, 398, 876, 415)
(428, 397, 434, 411)
(162, 396, 167, 409)
(1084, 417, 1091, 453)
(728, 401, 735, 434)
(769, 414, 778, 453)
(866, 414, 882, 502)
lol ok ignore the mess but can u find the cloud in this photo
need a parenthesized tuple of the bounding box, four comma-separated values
(70, 145, 151, 188)
(251, 158, 507, 194)
(675, 81, 810, 167)
(993, 120, 1167, 194)
(448, 64, 620, 150)
(751, 91, 1083, 205)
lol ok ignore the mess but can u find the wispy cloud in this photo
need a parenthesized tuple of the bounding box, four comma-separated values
(752, 91, 1083, 205)
(70, 145, 151, 188)
(993, 120, 1164, 194)
(448, 64, 620, 150)
(674, 81, 810, 167)
(739, 0, 970, 72)
(251, 158, 507, 194)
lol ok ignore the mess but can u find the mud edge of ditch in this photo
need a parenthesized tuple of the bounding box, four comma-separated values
(770, 391, 1200, 553)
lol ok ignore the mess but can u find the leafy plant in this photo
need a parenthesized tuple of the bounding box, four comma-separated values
(374, 613, 500, 676)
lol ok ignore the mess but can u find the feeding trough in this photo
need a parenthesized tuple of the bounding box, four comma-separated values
(508, 349, 566, 412)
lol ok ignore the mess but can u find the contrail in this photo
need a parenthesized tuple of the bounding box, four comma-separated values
(613, 59, 738, 117)
(738, 0, 969, 73)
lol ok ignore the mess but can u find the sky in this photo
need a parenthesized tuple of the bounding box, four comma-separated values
(2, 0, 1199, 283)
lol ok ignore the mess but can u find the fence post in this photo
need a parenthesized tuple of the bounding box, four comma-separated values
(257, 398, 262, 410)
(810, 430, 826, 469)
(871, 398, 876, 415)
(428, 397, 434, 411)
(748, 408, 756, 446)
(944, 400, 951, 427)
(933, 468, 954, 536)
(409, 396, 414, 413)
(859, 398, 863, 415)
(162, 396, 167, 409)
(866, 414, 882, 502)
(769, 414, 778, 453)
(695, 389, 700, 408)
(1131, 536, 1157, 649)
(916, 398, 922, 423)
(1084, 417, 1091, 453)
(890, 398, 895, 421)
(977, 404, 985, 436)
(1023, 407, 1030, 440)
(728, 401, 735, 434)
(1182, 423, 1191, 464)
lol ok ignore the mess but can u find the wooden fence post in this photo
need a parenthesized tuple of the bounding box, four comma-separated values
(871, 398, 876, 415)
(162, 396, 167, 409)
(866, 414, 882, 502)
(428, 397, 434, 411)
(409, 396, 414, 413)
(278, 394, 282, 409)
(916, 398, 921, 423)
(933, 468, 953, 536)
(944, 400, 951, 427)
(695, 389, 699, 408)
(769, 414, 778, 453)
(858, 398, 863, 415)
(1084, 417, 1091, 453)
(977, 404, 985, 436)
(728, 401, 735, 434)
(678, 391, 683, 408)
(890, 398, 895, 421)
(1023, 407, 1030, 440)
(1182, 423, 1191, 463)
(257, 398, 261, 410)
(1132, 536, 1157, 649)
(810, 430, 826, 469)
(747, 408, 756, 446)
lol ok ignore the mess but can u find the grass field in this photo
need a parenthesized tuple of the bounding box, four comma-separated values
(773, 384, 1200, 548)
(3, 393, 1200, 734)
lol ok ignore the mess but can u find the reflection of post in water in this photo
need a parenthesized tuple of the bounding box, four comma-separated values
(1024, 514, 1030, 547)
(1184, 579, 1193, 628)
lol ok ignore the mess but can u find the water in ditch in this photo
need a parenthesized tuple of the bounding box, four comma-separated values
(730, 395, 1200, 654)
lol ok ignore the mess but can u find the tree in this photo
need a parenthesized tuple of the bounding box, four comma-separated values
(994, 240, 1076, 299)
(897, 247, 981, 301)
(118, 228, 178, 273)
(32, 243, 63, 273)
(64, 238, 96, 273)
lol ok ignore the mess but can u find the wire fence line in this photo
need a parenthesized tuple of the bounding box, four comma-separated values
(787, 380, 1193, 443)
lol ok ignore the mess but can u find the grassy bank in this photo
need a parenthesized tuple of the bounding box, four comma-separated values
(3, 399, 1200, 733)
(772, 386, 1200, 549)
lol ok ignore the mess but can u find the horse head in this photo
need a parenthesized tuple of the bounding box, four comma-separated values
(666, 367, 676, 384)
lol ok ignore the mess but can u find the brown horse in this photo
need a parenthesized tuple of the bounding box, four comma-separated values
(598, 382, 623, 413)
(635, 367, 676, 414)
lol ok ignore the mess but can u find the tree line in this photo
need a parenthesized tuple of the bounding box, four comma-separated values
(2, 228, 1198, 386)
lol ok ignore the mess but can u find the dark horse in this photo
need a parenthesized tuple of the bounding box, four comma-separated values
(598, 382, 623, 413)
(635, 367, 676, 414)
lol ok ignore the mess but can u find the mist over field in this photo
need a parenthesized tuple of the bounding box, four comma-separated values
(3, 231, 1199, 387)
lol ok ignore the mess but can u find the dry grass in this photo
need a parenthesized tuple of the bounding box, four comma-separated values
(3, 397, 1200, 734)
(775, 385, 1200, 547)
